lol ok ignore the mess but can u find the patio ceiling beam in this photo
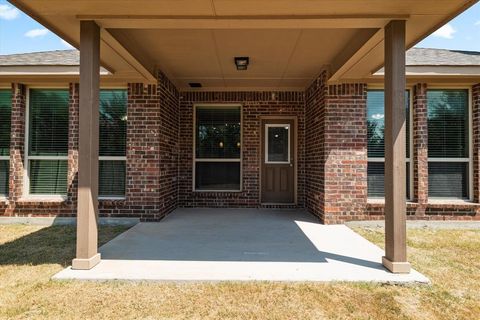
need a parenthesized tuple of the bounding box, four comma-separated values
(77, 14, 410, 29)
(382, 20, 410, 274)
(100, 29, 157, 83)
(328, 28, 383, 82)
(72, 20, 101, 271)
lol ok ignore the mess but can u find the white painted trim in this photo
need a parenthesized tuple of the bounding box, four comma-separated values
(427, 158, 469, 162)
(27, 155, 68, 160)
(0, 156, 9, 160)
(192, 104, 243, 193)
(98, 196, 126, 201)
(99, 156, 126, 161)
(0, 65, 110, 76)
(264, 123, 291, 164)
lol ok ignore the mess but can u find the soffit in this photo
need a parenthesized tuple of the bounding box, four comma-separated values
(9, 0, 478, 89)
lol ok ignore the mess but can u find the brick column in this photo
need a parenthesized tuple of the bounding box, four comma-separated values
(127, 83, 162, 220)
(8, 83, 26, 204)
(68, 83, 79, 207)
(473, 84, 480, 202)
(323, 83, 368, 224)
(305, 71, 328, 221)
(413, 83, 428, 213)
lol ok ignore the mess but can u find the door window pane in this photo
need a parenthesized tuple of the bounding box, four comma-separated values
(266, 125, 290, 163)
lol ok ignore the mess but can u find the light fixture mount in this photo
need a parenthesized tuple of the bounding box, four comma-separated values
(234, 56, 250, 70)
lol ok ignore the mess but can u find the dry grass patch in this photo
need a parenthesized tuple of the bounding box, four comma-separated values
(0, 224, 478, 319)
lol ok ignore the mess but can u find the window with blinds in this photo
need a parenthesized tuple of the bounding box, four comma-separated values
(194, 106, 241, 191)
(367, 90, 410, 198)
(0, 90, 11, 196)
(28, 89, 69, 195)
(427, 89, 469, 199)
(99, 89, 127, 198)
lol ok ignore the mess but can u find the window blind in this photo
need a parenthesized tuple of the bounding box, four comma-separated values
(0, 90, 11, 157)
(195, 106, 241, 191)
(427, 90, 468, 158)
(367, 90, 410, 158)
(0, 90, 11, 196)
(28, 89, 69, 195)
(29, 160, 68, 195)
(99, 89, 127, 198)
(99, 90, 127, 157)
(29, 90, 69, 156)
(196, 107, 241, 159)
(427, 89, 469, 198)
(367, 90, 410, 198)
(99, 160, 126, 198)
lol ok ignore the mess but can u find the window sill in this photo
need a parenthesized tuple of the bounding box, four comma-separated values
(99, 197, 126, 201)
(367, 198, 415, 204)
(17, 196, 67, 203)
(427, 199, 476, 205)
(193, 189, 242, 193)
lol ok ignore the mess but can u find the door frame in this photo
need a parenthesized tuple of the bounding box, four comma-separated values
(259, 115, 298, 205)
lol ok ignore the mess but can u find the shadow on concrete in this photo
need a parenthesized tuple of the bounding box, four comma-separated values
(99, 208, 382, 269)
(0, 224, 128, 266)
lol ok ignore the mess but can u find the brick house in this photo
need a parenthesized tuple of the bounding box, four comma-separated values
(0, 0, 478, 272)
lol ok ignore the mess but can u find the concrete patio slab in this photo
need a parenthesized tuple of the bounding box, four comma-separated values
(53, 208, 429, 283)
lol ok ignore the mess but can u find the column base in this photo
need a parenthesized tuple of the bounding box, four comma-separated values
(382, 256, 411, 274)
(72, 253, 101, 270)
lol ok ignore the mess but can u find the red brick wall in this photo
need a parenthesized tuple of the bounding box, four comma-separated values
(305, 71, 327, 221)
(306, 72, 368, 224)
(323, 83, 368, 224)
(412, 83, 428, 215)
(178, 91, 305, 208)
(100, 73, 179, 220)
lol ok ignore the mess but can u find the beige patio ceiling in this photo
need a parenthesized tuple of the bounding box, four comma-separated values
(9, 0, 478, 90)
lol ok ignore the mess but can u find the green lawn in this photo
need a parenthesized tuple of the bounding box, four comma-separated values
(0, 224, 478, 319)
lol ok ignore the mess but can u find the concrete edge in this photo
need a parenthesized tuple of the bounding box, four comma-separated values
(346, 220, 480, 230)
(0, 217, 140, 226)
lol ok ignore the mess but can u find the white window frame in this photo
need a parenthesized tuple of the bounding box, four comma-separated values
(23, 87, 69, 200)
(98, 87, 128, 200)
(366, 87, 413, 200)
(264, 123, 291, 164)
(192, 104, 242, 192)
(426, 86, 473, 201)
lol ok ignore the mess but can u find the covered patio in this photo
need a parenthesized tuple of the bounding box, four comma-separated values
(7, 0, 478, 277)
(54, 208, 428, 282)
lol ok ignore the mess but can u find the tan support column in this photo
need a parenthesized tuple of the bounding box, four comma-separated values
(382, 20, 411, 274)
(72, 21, 101, 270)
